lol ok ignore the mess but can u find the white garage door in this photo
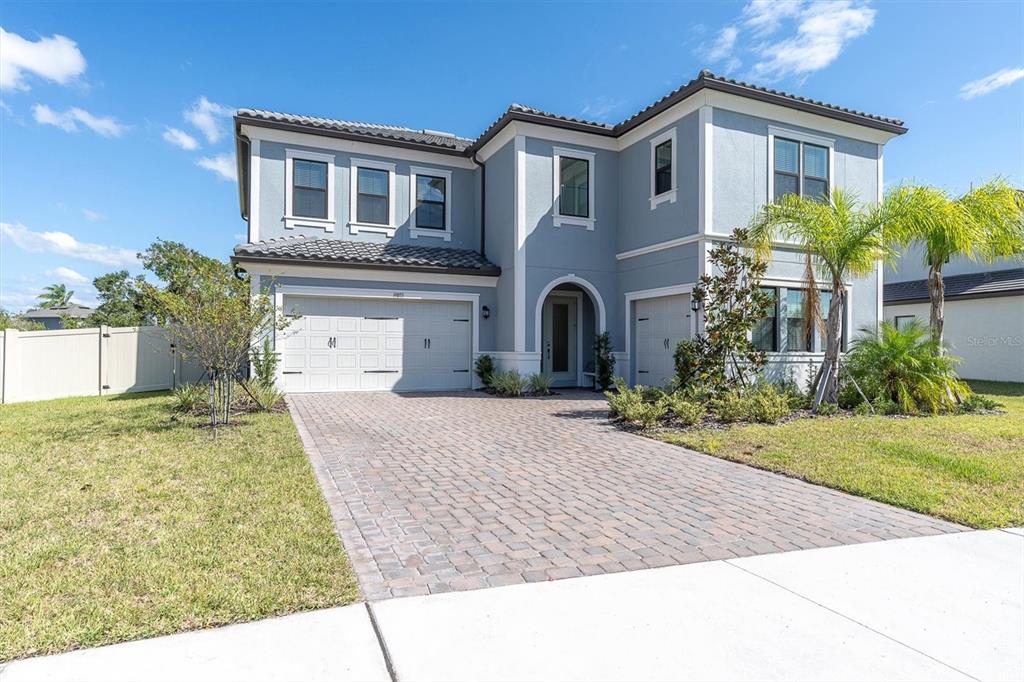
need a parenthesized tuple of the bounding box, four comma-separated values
(635, 294, 690, 388)
(278, 295, 473, 392)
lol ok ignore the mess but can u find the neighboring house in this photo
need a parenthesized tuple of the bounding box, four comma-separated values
(231, 70, 905, 393)
(21, 304, 93, 330)
(885, 250, 1024, 382)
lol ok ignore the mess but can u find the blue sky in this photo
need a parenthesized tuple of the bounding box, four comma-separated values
(1, 0, 1022, 311)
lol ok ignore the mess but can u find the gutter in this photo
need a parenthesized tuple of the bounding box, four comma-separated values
(472, 151, 486, 259)
(230, 254, 501, 278)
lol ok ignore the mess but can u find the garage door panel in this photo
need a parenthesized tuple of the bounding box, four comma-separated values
(280, 295, 472, 393)
(635, 294, 690, 389)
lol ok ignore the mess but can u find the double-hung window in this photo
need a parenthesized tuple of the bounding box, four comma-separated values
(357, 168, 389, 225)
(285, 149, 336, 230)
(649, 128, 677, 208)
(552, 147, 596, 229)
(771, 129, 832, 203)
(349, 158, 396, 234)
(409, 166, 453, 240)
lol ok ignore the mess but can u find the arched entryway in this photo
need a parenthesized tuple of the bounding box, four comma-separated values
(534, 275, 606, 387)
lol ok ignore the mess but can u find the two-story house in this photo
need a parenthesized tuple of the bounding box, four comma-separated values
(230, 70, 907, 393)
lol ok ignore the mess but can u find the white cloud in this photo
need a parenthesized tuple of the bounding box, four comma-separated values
(750, 1, 875, 82)
(32, 104, 126, 137)
(45, 266, 90, 285)
(580, 95, 626, 122)
(0, 99, 11, 115)
(197, 153, 236, 181)
(1, 222, 138, 266)
(959, 67, 1024, 100)
(0, 27, 87, 91)
(705, 26, 739, 63)
(742, 0, 803, 36)
(184, 96, 232, 143)
(162, 126, 199, 150)
(81, 208, 104, 221)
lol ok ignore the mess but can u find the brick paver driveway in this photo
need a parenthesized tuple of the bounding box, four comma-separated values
(289, 391, 963, 599)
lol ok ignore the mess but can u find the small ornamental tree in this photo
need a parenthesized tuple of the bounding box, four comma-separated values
(593, 331, 616, 391)
(687, 228, 772, 395)
(142, 256, 284, 430)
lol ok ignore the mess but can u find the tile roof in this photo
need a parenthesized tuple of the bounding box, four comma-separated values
(236, 109, 474, 152)
(23, 304, 93, 319)
(884, 268, 1024, 304)
(233, 236, 500, 275)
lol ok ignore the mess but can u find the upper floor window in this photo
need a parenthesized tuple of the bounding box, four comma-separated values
(409, 166, 453, 241)
(285, 148, 336, 231)
(357, 168, 389, 225)
(649, 127, 677, 209)
(292, 160, 327, 219)
(655, 141, 672, 195)
(552, 147, 596, 229)
(771, 130, 832, 203)
(349, 158, 396, 235)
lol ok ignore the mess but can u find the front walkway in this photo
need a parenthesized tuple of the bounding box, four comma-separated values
(6, 530, 1020, 681)
(288, 390, 963, 600)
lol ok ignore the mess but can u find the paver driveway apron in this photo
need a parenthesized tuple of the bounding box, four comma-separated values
(289, 390, 963, 599)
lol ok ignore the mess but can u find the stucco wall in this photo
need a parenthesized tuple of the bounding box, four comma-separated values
(884, 296, 1024, 382)
(254, 140, 480, 250)
(483, 140, 516, 352)
(887, 244, 1024, 284)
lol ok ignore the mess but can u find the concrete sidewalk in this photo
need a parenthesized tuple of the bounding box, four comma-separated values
(3, 529, 1021, 682)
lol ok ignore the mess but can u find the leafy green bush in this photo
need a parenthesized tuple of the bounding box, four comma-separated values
(474, 354, 495, 386)
(605, 379, 667, 427)
(490, 370, 526, 397)
(853, 401, 873, 416)
(249, 337, 278, 387)
(673, 339, 702, 390)
(662, 392, 706, 426)
(638, 385, 667, 403)
(846, 321, 969, 414)
(171, 383, 208, 413)
(959, 393, 1001, 412)
(872, 395, 900, 415)
(779, 379, 811, 410)
(593, 332, 616, 391)
(746, 383, 792, 424)
(712, 390, 749, 423)
(240, 378, 284, 411)
(814, 401, 838, 416)
(528, 372, 553, 396)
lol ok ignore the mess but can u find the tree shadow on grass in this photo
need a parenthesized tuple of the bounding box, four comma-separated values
(966, 380, 1024, 397)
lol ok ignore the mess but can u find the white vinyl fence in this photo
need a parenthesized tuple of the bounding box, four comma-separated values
(0, 326, 205, 404)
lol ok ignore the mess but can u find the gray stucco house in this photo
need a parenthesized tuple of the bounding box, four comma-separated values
(21, 304, 93, 330)
(230, 70, 906, 393)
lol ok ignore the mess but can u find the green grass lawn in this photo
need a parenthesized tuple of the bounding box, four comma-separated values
(0, 392, 358, 661)
(653, 381, 1024, 530)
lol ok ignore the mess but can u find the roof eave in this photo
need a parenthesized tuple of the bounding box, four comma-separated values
(230, 253, 501, 278)
(235, 114, 469, 156)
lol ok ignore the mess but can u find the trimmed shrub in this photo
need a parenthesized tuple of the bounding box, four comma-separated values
(746, 383, 791, 424)
(960, 393, 1001, 412)
(814, 401, 838, 416)
(662, 392, 706, 426)
(491, 370, 526, 397)
(853, 401, 873, 416)
(605, 380, 667, 428)
(872, 395, 900, 416)
(474, 354, 495, 387)
(528, 372, 554, 396)
(712, 390, 749, 423)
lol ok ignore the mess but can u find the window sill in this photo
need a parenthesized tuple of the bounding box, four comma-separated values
(349, 222, 396, 236)
(410, 227, 452, 242)
(553, 214, 595, 231)
(649, 189, 677, 210)
(284, 215, 335, 232)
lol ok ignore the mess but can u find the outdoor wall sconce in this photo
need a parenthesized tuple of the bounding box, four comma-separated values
(690, 298, 701, 313)
(481, 305, 491, 320)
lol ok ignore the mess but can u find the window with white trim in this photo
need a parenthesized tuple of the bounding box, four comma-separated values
(349, 158, 396, 234)
(894, 315, 916, 331)
(649, 128, 677, 209)
(409, 166, 453, 241)
(770, 130, 832, 203)
(754, 285, 847, 353)
(285, 148, 336, 230)
(552, 147, 596, 229)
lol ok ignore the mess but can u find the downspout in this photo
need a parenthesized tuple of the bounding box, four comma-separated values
(472, 152, 486, 258)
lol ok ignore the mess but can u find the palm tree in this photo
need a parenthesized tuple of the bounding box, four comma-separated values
(38, 283, 73, 309)
(885, 179, 1024, 347)
(748, 189, 894, 407)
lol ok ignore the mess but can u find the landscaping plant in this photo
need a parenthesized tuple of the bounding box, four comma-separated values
(661, 392, 706, 426)
(605, 380, 666, 428)
(37, 283, 73, 309)
(745, 382, 792, 424)
(593, 331, 616, 391)
(684, 228, 773, 396)
(474, 354, 495, 386)
(528, 372, 554, 396)
(249, 337, 279, 387)
(749, 189, 895, 407)
(490, 370, 527, 397)
(845, 321, 968, 414)
(884, 179, 1024, 347)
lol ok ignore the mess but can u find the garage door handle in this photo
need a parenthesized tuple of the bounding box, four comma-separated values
(283, 371, 302, 375)
(453, 369, 469, 373)
(364, 370, 399, 374)
(638, 370, 649, 374)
